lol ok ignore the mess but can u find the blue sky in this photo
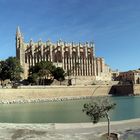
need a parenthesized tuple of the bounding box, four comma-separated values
(0, 0, 140, 71)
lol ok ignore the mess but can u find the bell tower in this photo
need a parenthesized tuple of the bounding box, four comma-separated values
(16, 26, 26, 79)
(16, 26, 24, 59)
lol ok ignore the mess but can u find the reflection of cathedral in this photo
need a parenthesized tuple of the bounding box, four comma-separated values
(16, 27, 112, 81)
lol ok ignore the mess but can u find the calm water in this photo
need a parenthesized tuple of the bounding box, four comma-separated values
(0, 96, 140, 123)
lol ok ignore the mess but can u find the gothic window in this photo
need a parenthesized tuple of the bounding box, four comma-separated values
(25, 53, 27, 63)
(88, 53, 92, 64)
(80, 52, 84, 59)
(64, 52, 69, 63)
(72, 52, 76, 61)
(46, 54, 50, 61)
(28, 55, 30, 65)
(37, 54, 39, 63)
(53, 52, 57, 62)
(57, 51, 62, 62)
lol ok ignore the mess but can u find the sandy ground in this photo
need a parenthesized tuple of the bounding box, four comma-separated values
(0, 119, 140, 140)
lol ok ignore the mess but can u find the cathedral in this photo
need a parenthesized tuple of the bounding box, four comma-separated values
(16, 27, 111, 82)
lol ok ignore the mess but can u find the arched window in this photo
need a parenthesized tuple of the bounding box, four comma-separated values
(25, 53, 27, 63)
(57, 51, 62, 62)
(53, 52, 57, 62)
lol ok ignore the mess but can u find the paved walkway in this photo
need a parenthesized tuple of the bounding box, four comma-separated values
(0, 119, 140, 140)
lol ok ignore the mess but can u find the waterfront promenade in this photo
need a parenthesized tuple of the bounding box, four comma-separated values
(0, 85, 140, 139)
(0, 119, 139, 139)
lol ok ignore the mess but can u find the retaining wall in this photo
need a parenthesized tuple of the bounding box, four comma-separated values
(109, 84, 133, 96)
(0, 85, 111, 101)
(133, 84, 140, 95)
(0, 84, 140, 103)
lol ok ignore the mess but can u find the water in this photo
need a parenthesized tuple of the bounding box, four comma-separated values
(0, 96, 140, 123)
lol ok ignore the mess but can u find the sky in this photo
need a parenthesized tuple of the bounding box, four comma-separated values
(0, 0, 140, 71)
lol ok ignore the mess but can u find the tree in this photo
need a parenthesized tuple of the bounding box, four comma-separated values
(38, 69, 52, 85)
(28, 73, 38, 85)
(0, 61, 7, 85)
(52, 67, 65, 84)
(0, 57, 23, 84)
(83, 97, 116, 138)
(0, 61, 7, 81)
(29, 61, 55, 74)
(28, 61, 66, 85)
(28, 61, 56, 85)
(5, 57, 23, 81)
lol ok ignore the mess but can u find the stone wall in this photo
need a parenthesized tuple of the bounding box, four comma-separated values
(51, 76, 96, 86)
(0, 85, 112, 102)
(109, 84, 140, 96)
(109, 84, 133, 96)
(0, 84, 140, 102)
(133, 84, 140, 95)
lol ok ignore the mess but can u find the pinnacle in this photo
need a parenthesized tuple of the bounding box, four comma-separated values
(16, 26, 21, 35)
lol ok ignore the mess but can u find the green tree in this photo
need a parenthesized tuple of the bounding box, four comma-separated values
(38, 69, 52, 85)
(5, 57, 23, 81)
(28, 61, 56, 85)
(52, 67, 65, 81)
(0, 57, 23, 84)
(0, 61, 7, 85)
(28, 73, 38, 85)
(83, 97, 116, 138)
(29, 61, 55, 74)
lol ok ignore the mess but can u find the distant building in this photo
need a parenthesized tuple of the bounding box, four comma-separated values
(16, 27, 112, 82)
(118, 70, 140, 84)
(95, 57, 112, 81)
(112, 69, 119, 81)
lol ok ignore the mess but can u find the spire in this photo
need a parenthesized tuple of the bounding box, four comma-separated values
(16, 26, 21, 36)
(30, 38, 33, 42)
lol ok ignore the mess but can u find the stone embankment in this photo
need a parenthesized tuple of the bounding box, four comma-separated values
(0, 96, 94, 104)
(134, 84, 140, 95)
(109, 84, 140, 96)
(0, 85, 112, 104)
(0, 84, 140, 104)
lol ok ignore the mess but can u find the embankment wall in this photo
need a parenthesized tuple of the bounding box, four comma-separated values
(109, 84, 133, 96)
(0, 84, 140, 103)
(109, 84, 140, 96)
(133, 84, 140, 95)
(0, 85, 112, 101)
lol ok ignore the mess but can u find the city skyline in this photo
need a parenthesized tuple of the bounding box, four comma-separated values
(0, 0, 140, 71)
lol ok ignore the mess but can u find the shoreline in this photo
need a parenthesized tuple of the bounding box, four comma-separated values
(0, 118, 140, 129)
(0, 95, 110, 104)
(0, 95, 93, 104)
(0, 118, 140, 139)
(0, 94, 138, 105)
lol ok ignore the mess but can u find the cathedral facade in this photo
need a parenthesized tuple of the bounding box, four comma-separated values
(16, 27, 111, 82)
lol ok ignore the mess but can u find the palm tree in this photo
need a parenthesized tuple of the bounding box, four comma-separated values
(38, 69, 52, 85)
(28, 61, 56, 85)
